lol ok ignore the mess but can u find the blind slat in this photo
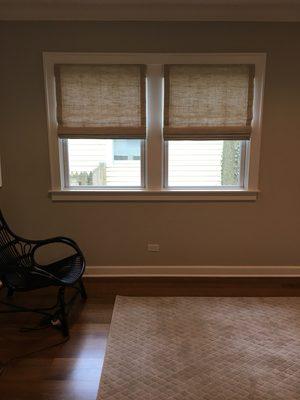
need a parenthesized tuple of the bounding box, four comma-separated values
(57, 126, 145, 139)
(164, 126, 251, 141)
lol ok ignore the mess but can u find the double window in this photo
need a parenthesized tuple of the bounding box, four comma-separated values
(44, 53, 265, 200)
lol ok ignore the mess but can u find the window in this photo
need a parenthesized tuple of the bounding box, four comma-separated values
(53, 63, 145, 189)
(163, 63, 254, 190)
(44, 53, 265, 201)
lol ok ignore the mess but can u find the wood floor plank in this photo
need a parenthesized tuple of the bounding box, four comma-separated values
(84, 277, 300, 297)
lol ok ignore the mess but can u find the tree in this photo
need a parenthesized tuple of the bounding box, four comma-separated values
(70, 171, 93, 186)
(221, 141, 241, 185)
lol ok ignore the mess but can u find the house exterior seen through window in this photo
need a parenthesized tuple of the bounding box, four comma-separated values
(66, 139, 142, 187)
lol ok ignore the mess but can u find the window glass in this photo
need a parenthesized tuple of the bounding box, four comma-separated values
(64, 139, 142, 187)
(167, 140, 244, 187)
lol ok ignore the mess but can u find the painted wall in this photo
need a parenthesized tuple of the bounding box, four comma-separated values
(1, 22, 300, 267)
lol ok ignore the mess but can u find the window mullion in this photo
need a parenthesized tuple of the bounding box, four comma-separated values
(61, 138, 70, 188)
(146, 65, 163, 190)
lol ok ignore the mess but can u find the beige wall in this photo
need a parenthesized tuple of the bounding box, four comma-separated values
(1, 22, 300, 267)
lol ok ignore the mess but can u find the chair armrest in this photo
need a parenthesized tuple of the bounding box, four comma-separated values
(33, 237, 81, 252)
(30, 237, 84, 268)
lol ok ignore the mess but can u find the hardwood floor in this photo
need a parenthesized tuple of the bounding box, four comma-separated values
(1, 277, 300, 399)
(0, 287, 114, 400)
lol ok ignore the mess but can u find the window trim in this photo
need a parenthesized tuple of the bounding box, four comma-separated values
(49, 189, 259, 202)
(43, 52, 266, 201)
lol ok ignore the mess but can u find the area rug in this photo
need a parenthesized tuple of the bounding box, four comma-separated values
(97, 297, 300, 399)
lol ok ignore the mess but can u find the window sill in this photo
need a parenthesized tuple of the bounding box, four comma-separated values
(49, 189, 259, 202)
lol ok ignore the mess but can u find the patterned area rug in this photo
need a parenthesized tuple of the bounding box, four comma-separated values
(98, 297, 300, 399)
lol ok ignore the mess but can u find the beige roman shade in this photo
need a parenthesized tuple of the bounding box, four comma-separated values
(55, 64, 146, 138)
(164, 64, 255, 140)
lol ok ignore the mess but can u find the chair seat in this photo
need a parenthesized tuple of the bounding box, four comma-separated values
(4, 254, 84, 291)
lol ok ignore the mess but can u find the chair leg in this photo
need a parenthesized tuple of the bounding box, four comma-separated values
(6, 288, 14, 298)
(78, 279, 87, 300)
(58, 287, 69, 337)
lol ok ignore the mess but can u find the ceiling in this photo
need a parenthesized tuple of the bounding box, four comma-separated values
(1, 0, 300, 21)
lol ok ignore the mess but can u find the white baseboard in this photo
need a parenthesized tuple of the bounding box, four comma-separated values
(85, 265, 300, 278)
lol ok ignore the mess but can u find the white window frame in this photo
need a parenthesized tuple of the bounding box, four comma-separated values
(43, 52, 266, 202)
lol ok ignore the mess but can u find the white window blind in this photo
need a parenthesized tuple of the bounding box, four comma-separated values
(164, 64, 255, 141)
(54, 64, 146, 138)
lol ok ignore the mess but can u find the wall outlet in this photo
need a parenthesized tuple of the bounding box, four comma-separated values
(147, 243, 160, 252)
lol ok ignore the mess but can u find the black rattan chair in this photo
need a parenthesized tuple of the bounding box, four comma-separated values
(0, 211, 87, 336)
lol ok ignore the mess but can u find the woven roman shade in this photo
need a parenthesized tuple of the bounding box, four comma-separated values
(164, 64, 255, 140)
(55, 64, 146, 138)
